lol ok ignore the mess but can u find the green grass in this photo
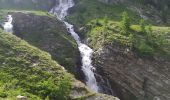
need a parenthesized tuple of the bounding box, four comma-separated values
(68, 1, 170, 58)
(67, 0, 141, 28)
(85, 17, 170, 58)
(0, 11, 79, 75)
(0, 0, 54, 11)
(0, 9, 50, 16)
(0, 29, 72, 99)
(86, 18, 130, 49)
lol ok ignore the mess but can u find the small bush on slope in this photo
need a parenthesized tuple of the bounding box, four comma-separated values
(120, 12, 131, 35)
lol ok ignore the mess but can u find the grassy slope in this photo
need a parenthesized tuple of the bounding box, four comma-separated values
(66, 0, 170, 58)
(0, 29, 119, 100)
(11, 12, 79, 73)
(0, 9, 50, 26)
(0, 0, 54, 11)
(0, 29, 72, 100)
(67, 0, 141, 27)
(0, 0, 54, 22)
(0, 10, 79, 75)
(68, 0, 170, 27)
(0, 10, 46, 22)
(86, 18, 170, 58)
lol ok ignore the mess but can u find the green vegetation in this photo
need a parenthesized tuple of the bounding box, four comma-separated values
(0, 10, 7, 23)
(132, 23, 169, 57)
(67, 0, 140, 28)
(0, 10, 53, 26)
(68, 0, 170, 29)
(1, 9, 50, 16)
(5, 12, 79, 75)
(85, 12, 170, 58)
(139, 19, 146, 33)
(120, 12, 131, 35)
(0, 0, 54, 11)
(0, 29, 72, 99)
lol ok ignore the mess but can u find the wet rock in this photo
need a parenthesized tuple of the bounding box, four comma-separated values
(70, 80, 120, 100)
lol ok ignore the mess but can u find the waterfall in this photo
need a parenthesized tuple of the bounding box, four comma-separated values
(51, 0, 99, 92)
(3, 15, 13, 33)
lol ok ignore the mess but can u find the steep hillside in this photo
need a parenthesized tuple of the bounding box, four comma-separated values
(82, 17, 170, 100)
(0, 0, 55, 11)
(65, 0, 170, 100)
(0, 29, 71, 99)
(7, 12, 81, 80)
(67, 0, 141, 28)
(0, 0, 169, 100)
(0, 29, 119, 100)
(85, 19, 170, 57)
(67, 0, 170, 32)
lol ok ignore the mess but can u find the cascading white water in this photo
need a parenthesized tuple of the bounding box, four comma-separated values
(51, 0, 99, 92)
(3, 15, 13, 33)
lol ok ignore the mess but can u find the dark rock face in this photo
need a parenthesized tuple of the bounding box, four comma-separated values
(93, 42, 170, 100)
(10, 12, 84, 80)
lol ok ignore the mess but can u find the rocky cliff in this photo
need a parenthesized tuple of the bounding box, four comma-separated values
(93, 42, 170, 100)
(66, 1, 170, 99)
(8, 12, 85, 80)
(0, 0, 170, 100)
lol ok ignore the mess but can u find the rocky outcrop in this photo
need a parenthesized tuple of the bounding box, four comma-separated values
(71, 80, 119, 100)
(93, 42, 170, 100)
(10, 12, 84, 80)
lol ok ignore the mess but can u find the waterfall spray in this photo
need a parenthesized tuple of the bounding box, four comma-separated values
(51, 0, 99, 92)
(3, 15, 13, 33)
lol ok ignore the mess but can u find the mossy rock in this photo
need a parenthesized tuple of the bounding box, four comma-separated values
(9, 12, 80, 77)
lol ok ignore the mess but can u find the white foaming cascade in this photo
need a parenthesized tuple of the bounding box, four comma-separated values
(51, 0, 99, 92)
(3, 15, 13, 33)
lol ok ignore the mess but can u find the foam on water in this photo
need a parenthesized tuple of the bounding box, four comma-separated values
(3, 15, 13, 33)
(51, 0, 99, 92)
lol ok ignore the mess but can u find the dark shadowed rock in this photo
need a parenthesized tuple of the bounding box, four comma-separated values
(10, 12, 84, 80)
(93, 42, 170, 100)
